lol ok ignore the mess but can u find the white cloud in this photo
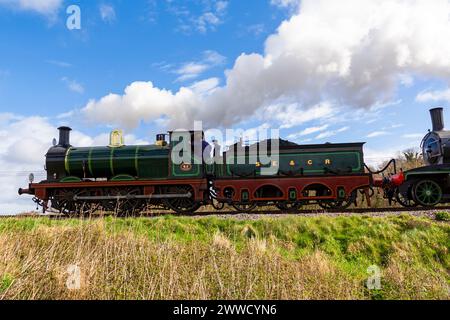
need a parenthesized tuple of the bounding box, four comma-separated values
(366, 131, 389, 138)
(399, 74, 414, 87)
(287, 124, 329, 140)
(46, 60, 72, 68)
(315, 131, 334, 140)
(175, 63, 209, 82)
(364, 147, 401, 168)
(195, 0, 228, 33)
(83, 81, 200, 129)
(56, 110, 75, 119)
(0, 114, 152, 214)
(189, 78, 220, 95)
(0, 0, 62, 15)
(416, 88, 450, 103)
(203, 50, 227, 65)
(271, 0, 299, 9)
(246, 24, 265, 37)
(402, 133, 423, 139)
(215, 1, 228, 14)
(99, 4, 116, 23)
(264, 102, 335, 129)
(196, 12, 220, 33)
(61, 77, 84, 94)
(173, 50, 226, 82)
(316, 126, 349, 140)
(364, 143, 422, 167)
(167, 0, 229, 34)
(83, 0, 450, 130)
(0, 115, 93, 213)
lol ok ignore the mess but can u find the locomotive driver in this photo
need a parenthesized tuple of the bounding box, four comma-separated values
(193, 131, 212, 164)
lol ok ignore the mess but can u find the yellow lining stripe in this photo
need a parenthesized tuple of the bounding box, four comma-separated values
(110, 147, 115, 176)
(135, 146, 140, 176)
(88, 148, 94, 176)
(64, 147, 72, 175)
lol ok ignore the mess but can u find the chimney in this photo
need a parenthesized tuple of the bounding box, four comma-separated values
(58, 126, 72, 147)
(430, 108, 444, 132)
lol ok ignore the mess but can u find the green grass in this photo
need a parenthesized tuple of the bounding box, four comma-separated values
(436, 211, 450, 222)
(0, 214, 448, 300)
(0, 274, 13, 294)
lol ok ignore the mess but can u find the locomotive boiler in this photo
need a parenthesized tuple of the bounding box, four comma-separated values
(45, 128, 204, 182)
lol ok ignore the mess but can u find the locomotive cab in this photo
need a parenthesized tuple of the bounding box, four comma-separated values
(168, 130, 212, 164)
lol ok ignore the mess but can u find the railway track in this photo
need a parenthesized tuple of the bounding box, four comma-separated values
(1, 205, 450, 219)
(191, 206, 450, 216)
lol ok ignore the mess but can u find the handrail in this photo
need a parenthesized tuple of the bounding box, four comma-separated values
(364, 159, 397, 175)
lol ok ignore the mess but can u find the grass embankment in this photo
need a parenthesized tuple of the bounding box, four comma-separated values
(0, 214, 448, 300)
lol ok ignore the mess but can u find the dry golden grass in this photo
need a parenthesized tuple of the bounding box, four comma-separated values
(0, 223, 359, 300)
(0, 214, 448, 300)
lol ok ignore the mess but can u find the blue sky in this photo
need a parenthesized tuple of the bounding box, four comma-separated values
(0, 1, 280, 114)
(1, 0, 450, 212)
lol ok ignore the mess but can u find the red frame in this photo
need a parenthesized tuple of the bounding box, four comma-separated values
(27, 179, 208, 203)
(214, 175, 371, 202)
(25, 175, 372, 208)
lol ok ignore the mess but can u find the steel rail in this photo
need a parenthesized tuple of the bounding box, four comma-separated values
(1, 206, 450, 219)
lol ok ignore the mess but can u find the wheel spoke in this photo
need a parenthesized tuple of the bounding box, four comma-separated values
(232, 202, 257, 213)
(164, 186, 200, 214)
(414, 180, 442, 207)
(319, 191, 356, 210)
(396, 188, 417, 208)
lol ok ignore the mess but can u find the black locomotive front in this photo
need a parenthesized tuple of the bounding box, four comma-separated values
(45, 127, 72, 181)
(422, 107, 450, 165)
(395, 107, 450, 208)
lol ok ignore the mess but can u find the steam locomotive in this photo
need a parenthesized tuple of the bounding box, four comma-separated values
(390, 107, 450, 207)
(18, 108, 450, 215)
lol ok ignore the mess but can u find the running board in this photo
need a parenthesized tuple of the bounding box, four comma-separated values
(73, 193, 192, 201)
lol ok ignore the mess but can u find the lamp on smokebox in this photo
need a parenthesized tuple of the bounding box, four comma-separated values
(28, 173, 34, 184)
